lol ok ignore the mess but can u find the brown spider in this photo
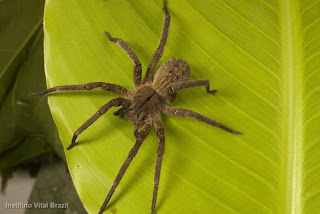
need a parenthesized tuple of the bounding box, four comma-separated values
(31, 0, 240, 213)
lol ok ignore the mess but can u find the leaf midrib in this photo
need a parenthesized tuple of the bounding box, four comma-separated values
(280, 0, 304, 213)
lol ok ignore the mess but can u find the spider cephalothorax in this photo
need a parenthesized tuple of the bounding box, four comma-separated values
(124, 59, 190, 126)
(31, 0, 240, 213)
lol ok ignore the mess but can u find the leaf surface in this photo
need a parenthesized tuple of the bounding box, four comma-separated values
(44, 0, 320, 213)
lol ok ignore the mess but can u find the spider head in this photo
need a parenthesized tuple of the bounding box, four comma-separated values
(153, 59, 190, 103)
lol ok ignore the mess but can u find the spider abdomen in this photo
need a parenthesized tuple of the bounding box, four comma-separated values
(153, 59, 190, 103)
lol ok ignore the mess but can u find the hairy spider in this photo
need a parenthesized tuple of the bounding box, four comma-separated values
(31, 0, 240, 213)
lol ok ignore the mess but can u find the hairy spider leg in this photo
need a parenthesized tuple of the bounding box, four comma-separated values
(152, 119, 165, 214)
(133, 124, 140, 138)
(163, 106, 241, 134)
(99, 124, 152, 214)
(113, 107, 126, 116)
(67, 97, 127, 150)
(133, 121, 146, 138)
(133, 127, 139, 138)
(30, 82, 128, 96)
(171, 79, 217, 94)
(144, 0, 171, 83)
(105, 31, 142, 87)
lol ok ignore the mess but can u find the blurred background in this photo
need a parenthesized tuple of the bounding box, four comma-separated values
(0, 0, 86, 213)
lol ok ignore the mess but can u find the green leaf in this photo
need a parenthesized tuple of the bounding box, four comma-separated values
(44, 0, 320, 213)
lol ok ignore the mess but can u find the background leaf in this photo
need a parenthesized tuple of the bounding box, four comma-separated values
(0, 0, 65, 191)
(0, 30, 61, 154)
(0, 0, 44, 105)
(44, 0, 320, 213)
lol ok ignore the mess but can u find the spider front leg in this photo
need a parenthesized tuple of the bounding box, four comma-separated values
(67, 97, 127, 150)
(99, 124, 152, 214)
(144, 0, 171, 83)
(105, 31, 142, 87)
(152, 119, 165, 214)
(171, 79, 217, 94)
(163, 107, 241, 134)
(30, 82, 128, 96)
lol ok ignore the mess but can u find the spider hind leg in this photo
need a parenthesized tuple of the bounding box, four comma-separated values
(151, 119, 165, 214)
(163, 106, 241, 134)
(98, 124, 152, 214)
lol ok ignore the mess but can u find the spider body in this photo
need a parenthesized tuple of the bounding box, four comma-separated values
(31, 1, 240, 213)
(124, 59, 190, 126)
(124, 85, 163, 125)
(152, 59, 190, 103)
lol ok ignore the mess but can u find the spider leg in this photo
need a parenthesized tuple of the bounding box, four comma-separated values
(134, 125, 139, 138)
(105, 31, 142, 87)
(30, 82, 128, 96)
(113, 107, 125, 116)
(133, 121, 144, 138)
(162, 106, 241, 134)
(152, 119, 165, 214)
(144, 0, 171, 83)
(67, 97, 127, 150)
(171, 79, 217, 94)
(99, 123, 152, 214)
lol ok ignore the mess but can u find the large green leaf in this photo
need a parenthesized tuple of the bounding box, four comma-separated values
(44, 0, 320, 213)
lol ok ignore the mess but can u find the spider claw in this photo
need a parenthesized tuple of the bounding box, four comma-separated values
(67, 143, 75, 150)
(113, 110, 121, 116)
(67, 134, 78, 150)
(233, 130, 242, 135)
(205, 85, 217, 94)
(105, 31, 116, 42)
(104, 31, 110, 37)
(209, 89, 217, 94)
(113, 107, 125, 116)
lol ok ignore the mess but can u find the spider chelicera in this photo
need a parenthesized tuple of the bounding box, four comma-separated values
(31, 0, 241, 213)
